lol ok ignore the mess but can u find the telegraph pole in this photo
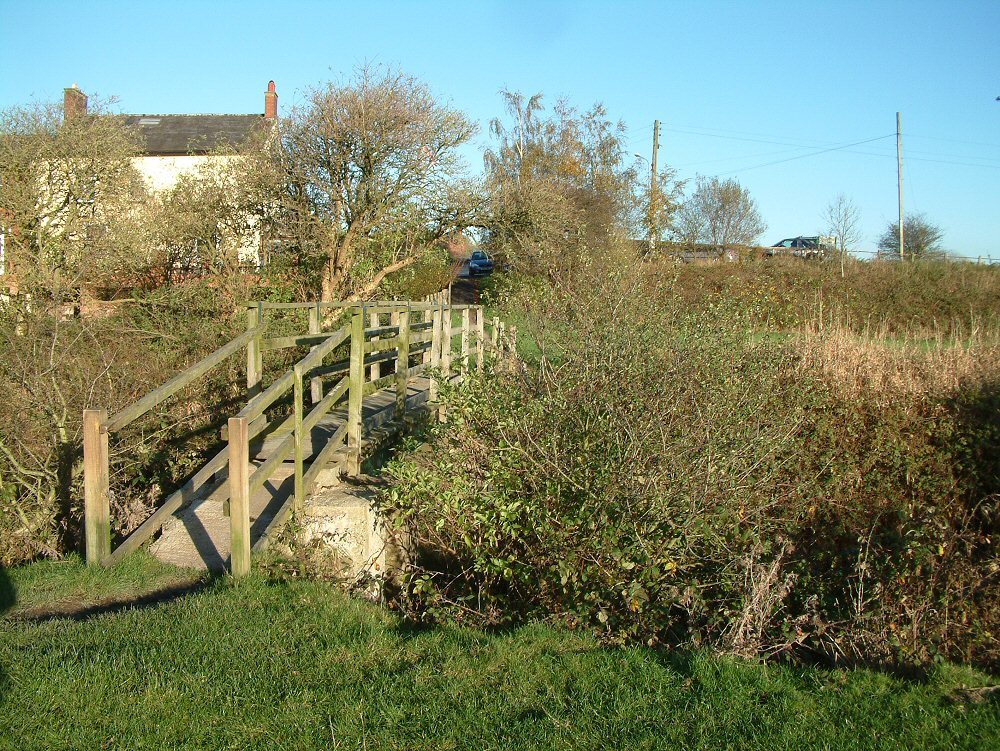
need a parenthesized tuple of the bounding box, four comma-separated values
(649, 120, 660, 253)
(897, 112, 904, 260)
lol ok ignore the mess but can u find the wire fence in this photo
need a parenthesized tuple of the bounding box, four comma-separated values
(848, 248, 998, 264)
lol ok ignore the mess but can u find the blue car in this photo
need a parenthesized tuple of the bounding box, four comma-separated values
(468, 250, 494, 276)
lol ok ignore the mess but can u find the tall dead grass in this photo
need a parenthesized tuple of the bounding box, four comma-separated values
(795, 318, 1000, 405)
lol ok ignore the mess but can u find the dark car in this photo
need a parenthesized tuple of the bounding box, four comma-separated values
(767, 236, 829, 259)
(468, 250, 494, 276)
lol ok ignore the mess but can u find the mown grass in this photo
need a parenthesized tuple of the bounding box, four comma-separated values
(1, 558, 997, 750)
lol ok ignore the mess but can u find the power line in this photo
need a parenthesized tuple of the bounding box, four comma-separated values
(715, 134, 896, 175)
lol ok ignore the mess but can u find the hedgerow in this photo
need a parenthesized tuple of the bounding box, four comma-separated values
(379, 263, 1000, 669)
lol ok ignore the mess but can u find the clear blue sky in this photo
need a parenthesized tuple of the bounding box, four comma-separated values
(2, 0, 998, 257)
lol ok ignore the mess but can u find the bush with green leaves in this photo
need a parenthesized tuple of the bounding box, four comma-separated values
(379, 269, 999, 668)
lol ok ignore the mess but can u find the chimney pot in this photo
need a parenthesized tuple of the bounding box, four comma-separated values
(264, 81, 278, 120)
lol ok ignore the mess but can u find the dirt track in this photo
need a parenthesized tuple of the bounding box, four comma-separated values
(448, 260, 480, 305)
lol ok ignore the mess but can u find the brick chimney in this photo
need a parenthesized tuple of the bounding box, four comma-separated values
(264, 80, 278, 120)
(64, 84, 88, 122)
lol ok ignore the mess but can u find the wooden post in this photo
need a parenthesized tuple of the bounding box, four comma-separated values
(228, 416, 251, 578)
(422, 307, 433, 365)
(491, 316, 500, 349)
(83, 409, 110, 565)
(497, 321, 506, 356)
(347, 306, 364, 476)
(476, 306, 485, 373)
(293, 365, 305, 514)
(308, 301, 323, 404)
(429, 302, 442, 405)
(439, 302, 452, 423)
(247, 303, 263, 397)
(369, 310, 380, 382)
(396, 305, 411, 418)
(461, 307, 470, 377)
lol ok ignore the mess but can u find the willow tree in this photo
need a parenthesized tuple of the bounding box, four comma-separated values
(280, 67, 477, 301)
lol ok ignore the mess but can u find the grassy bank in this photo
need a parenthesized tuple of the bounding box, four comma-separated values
(1, 558, 998, 750)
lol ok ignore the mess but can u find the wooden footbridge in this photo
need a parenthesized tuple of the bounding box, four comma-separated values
(82, 294, 511, 576)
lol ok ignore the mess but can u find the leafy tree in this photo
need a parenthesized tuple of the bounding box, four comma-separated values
(279, 66, 477, 301)
(823, 193, 862, 277)
(484, 89, 664, 280)
(876, 213, 945, 260)
(676, 177, 766, 249)
(0, 98, 146, 302)
(636, 160, 685, 251)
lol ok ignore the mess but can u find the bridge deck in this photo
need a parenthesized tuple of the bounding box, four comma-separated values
(150, 378, 433, 571)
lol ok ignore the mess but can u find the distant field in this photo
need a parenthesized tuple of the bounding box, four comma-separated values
(1, 557, 997, 750)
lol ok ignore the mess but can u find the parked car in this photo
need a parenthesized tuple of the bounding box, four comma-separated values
(468, 250, 494, 276)
(766, 236, 834, 259)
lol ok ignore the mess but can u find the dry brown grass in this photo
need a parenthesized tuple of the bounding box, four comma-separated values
(794, 319, 1000, 405)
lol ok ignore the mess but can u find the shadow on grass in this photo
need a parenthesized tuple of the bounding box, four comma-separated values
(0, 566, 13, 702)
(7, 574, 213, 624)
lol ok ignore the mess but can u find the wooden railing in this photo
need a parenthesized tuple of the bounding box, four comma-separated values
(83, 291, 516, 575)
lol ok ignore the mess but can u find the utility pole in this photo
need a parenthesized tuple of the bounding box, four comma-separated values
(649, 120, 660, 253)
(896, 112, 904, 260)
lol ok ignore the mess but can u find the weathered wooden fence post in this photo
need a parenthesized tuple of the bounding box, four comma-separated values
(396, 304, 411, 418)
(461, 306, 470, 377)
(439, 301, 452, 422)
(83, 408, 110, 565)
(476, 306, 485, 373)
(292, 363, 305, 514)
(422, 306, 433, 365)
(491, 316, 500, 350)
(348, 305, 365, 476)
(369, 310, 381, 382)
(308, 301, 323, 404)
(247, 302, 263, 397)
(442, 302, 453, 376)
(430, 301, 442, 406)
(227, 416, 251, 578)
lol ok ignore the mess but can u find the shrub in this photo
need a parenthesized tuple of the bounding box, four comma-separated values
(0, 283, 245, 565)
(379, 271, 1000, 669)
(652, 257, 1000, 335)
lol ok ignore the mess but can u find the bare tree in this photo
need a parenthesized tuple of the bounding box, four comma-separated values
(676, 177, 766, 249)
(823, 194, 862, 277)
(876, 213, 945, 260)
(279, 66, 477, 301)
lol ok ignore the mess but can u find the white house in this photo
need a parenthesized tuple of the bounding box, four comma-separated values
(68, 81, 279, 266)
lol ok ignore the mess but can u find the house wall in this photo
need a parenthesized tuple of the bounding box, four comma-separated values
(132, 154, 262, 264)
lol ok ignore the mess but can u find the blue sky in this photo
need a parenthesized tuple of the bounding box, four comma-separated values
(2, 0, 998, 257)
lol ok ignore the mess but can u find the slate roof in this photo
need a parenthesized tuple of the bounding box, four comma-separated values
(122, 114, 272, 156)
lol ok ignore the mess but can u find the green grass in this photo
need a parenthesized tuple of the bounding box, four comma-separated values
(1, 553, 202, 619)
(1, 560, 997, 750)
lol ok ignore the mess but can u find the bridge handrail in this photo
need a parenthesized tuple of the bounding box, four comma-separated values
(84, 290, 517, 575)
(105, 326, 262, 434)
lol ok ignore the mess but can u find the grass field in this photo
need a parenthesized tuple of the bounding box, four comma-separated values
(1, 556, 997, 750)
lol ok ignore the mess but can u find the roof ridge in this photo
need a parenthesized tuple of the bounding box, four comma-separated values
(124, 113, 263, 117)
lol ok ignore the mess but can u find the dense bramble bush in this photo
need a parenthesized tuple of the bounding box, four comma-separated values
(380, 264, 1000, 669)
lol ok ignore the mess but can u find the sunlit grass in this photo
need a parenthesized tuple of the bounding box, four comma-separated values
(1, 564, 997, 750)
